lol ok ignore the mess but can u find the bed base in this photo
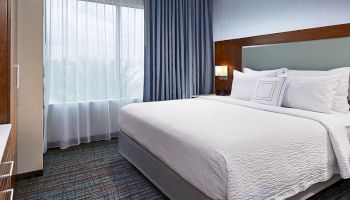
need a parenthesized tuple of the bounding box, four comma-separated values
(119, 131, 210, 200)
(118, 131, 341, 200)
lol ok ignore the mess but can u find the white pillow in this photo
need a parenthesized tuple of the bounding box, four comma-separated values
(231, 70, 277, 101)
(289, 68, 350, 113)
(253, 77, 287, 106)
(244, 68, 288, 77)
(282, 75, 340, 113)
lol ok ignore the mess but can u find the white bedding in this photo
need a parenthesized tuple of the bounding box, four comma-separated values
(119, 96, 350, 200)
(336, 112, 350, 140)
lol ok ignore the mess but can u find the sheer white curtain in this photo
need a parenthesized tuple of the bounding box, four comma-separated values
(44, 0, 144, 151)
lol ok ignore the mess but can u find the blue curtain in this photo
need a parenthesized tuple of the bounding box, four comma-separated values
(144, 0, 214, 101)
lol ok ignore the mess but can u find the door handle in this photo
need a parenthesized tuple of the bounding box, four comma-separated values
(13, 64, 19, 89)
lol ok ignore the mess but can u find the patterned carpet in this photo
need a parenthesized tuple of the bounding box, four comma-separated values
(14, 139, 350, 200)
(15, 139, 167, 200)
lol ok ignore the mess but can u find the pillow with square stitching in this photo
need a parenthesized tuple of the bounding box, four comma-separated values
(231, 70, 277, 101)
(252, 77, 287, 106)
(244, 68, 288, 77)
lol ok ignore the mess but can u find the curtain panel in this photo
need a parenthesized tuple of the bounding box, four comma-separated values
(44, 0, 144, 151)
(144, 0, 214, 102)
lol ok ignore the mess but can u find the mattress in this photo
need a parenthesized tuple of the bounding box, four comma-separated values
(120, 96, 349, 200)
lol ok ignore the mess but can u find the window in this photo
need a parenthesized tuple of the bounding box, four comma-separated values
(44, 0, 144, 150)
(45, 0, 144, 104)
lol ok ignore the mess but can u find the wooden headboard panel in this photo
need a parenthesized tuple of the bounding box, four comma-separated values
(214, 23, 350, 94)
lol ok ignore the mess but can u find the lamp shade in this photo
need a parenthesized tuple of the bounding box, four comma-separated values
(215, 66, 228, 77)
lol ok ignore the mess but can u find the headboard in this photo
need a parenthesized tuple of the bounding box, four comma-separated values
(242, 37, 350, 97)
(214, 23, 350, 95)
(243, 37, 350, 71)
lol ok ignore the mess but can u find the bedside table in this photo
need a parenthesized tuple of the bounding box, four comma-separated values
(191, 94, 216, 98)
(215, 89, 229, 96)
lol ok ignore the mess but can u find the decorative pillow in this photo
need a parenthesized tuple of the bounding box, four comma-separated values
(289, 67, 350, 113)
(282, 75, 340, 113)
(244, 68, 288, 77)
(252, 77, 287, 106)
(231, 70, 277, 101)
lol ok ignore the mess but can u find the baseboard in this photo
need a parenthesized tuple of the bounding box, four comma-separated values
(47, 135, 118, 150)
(16, 170, 43, 181)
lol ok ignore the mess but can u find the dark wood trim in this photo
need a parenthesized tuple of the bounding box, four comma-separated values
(241, 23, 350, 46)
(0, 0, 16, 191)
(214, 40, 242, 94)
(15, 170, 44, 181)
(0, 0, 10, 124)
(218, 23, 350, 46)
(214, 23, 350, 93)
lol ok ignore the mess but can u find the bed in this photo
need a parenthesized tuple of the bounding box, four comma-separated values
(119, 96, 350, 199)
(119, 25, 350, 199)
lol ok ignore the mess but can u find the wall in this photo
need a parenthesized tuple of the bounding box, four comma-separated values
(213, 0, 350, 41)
(16, 0, 43, 174)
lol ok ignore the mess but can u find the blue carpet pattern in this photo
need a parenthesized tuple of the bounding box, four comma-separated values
(14, 139, 350, 200)
(15, 139, 167, 200)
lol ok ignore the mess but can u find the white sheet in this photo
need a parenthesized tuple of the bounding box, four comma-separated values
(120, 96, 350, 200)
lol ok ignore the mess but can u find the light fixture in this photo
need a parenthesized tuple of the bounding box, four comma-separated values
(215, 66, 228, 80)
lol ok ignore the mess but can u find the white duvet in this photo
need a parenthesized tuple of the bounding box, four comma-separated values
(119, 96, 350, 200)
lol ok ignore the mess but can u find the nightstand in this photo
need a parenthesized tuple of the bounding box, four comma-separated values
(215, 89, 229, 96)
(191, 94, 216, 98)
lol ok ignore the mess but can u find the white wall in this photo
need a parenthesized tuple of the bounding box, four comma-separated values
(16, 0, 44, 174)
(213, 0, 350, 41)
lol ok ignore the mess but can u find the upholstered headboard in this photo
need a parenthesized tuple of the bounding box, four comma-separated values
(214, 23, 350, 96)
(242, 37, 350, 97)
(243, 37, 350, 71)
